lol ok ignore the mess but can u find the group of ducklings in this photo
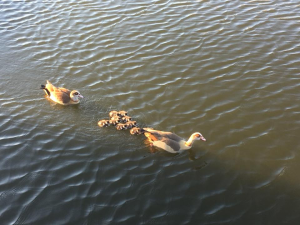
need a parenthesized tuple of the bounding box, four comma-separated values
(40, 80, 206, 154)
(98, 110, 144, 135)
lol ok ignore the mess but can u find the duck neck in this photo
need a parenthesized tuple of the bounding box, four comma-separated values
(71, 97, 79, 102)
(185, 136, 195, 148)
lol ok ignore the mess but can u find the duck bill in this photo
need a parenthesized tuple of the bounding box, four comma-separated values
(79, 94, 84, 99)
(200, 136, 206, 141)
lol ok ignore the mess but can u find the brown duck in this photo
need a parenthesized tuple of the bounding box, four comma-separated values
(41, 80, 83, 105)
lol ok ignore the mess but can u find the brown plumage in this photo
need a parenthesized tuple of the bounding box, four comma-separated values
(116, 123, 128, 130)
(118, 110, 128, 117)
(110, 116, 121, 122)
(98, 120, 110, 127)
(125, 121, 137, 129)
(130, 127, 144, 135)
(109, 116, 121, 126)
(41, 80, 83, 105)
(122, 116, 132, 123)
(109, 111, 120, 118)
(143, 128, 206, 153)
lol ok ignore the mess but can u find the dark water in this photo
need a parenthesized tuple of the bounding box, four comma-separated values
(1, 0, 300, 224)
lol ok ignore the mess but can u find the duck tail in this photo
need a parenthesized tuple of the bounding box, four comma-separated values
(140, 128, 146, 134)
(140, 128, 147, 133)
(40, 84, 50, 96)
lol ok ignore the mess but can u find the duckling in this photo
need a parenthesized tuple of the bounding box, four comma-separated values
(110, 115, 122, 122)
(109, 110, 120, 118)
(122, 116, 132, 123)
(98, 120, 110, 127)
(143, 128, 206, 153)
(130, 127, 144, 135)
(109, 117, 121, 126)
(125, 121, 137, 129)
(116, 123, 128, 130)
(41, 80, 83, 105)
(118, 110, 128, 117)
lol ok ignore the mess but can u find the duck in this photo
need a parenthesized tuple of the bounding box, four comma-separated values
(116, 123, 128, 130)
(98, 120, 110, 127)
(122, 116, 132, 123)
(41, 80, 83, 105)
(109, 110, 120, 118)
(142, 128, 206, 153)
(109, 116, 121, 126)
(118, 110, 128, 117)
(130, 127, 144, 135)
(125, 121, 137, 129)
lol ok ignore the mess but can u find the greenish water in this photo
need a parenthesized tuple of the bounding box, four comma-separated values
(0, 0, 300, 224)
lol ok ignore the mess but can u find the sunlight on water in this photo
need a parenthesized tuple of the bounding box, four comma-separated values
(0, 0, 300, 224)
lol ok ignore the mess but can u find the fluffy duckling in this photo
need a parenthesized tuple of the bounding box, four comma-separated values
(98, 120, 110, 127)
(116, 123, 128, 130)
(110, 115, 121, 122)
(118, 110, 128, 117)
(122, 116, 132, 123)
(125, 121, 137, 129)
(41, 80, 83, 105)
(143, 128, 206, 153)
(109, 110, 120, 118)
(130, 127, 144, 135)
(109, 117, 121, 126)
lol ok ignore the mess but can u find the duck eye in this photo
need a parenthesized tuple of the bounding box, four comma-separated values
(74, 92, 79, 95)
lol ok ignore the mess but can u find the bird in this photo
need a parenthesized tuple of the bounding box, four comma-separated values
(122, 116, 132, 123)
(118, 110, 128, 117)
(130, 127, 144, 135)
(142, 128, 206, 153)
(125, 121, 137, 129)
(41, 80, 83, 105)
(110, 115, 121, 121)
(116, 123, 128, 130)
(98, 120, 110, 127)
(109, 110, 120, 118)
(109, 116, 121, 126)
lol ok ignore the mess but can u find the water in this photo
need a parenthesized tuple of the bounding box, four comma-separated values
(1, 0, 300, 224)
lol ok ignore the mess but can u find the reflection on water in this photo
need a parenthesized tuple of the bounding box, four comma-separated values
(1, 0, 300, 224)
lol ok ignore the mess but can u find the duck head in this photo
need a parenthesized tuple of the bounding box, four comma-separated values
(70, 90, 83, 102)
(192, 132, 206, 142)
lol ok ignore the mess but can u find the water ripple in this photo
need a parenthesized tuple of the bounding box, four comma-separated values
(1, 0, 300, 224)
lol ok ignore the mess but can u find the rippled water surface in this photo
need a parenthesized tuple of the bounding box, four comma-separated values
(1, 0, 300, 224)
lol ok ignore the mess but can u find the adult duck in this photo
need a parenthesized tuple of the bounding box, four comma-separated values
(143, 128, 206, 153)
(41, 80, 83, 105)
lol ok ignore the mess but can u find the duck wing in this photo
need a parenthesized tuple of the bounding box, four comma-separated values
(153, 138, 181, 153)
(143, 128, 183, 142)
(51, 89, 71, 104)
(58, 87, 71, 94)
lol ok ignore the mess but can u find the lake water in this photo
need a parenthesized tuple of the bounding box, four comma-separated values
(1, 0, 300, 224)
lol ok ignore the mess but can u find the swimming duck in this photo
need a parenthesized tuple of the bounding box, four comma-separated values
(122, 116, 132, 123)
(109, 116, 121, 125)
(110, 115, 121, 121)
(98, 120, 110, 127)
(41, 80, 83, 105)
(116, 123, 128, 130)
(118, 111, 128, 117)
(143, 128, 206, 153)
(125, 121, 137, 129)
(109, 118, 121, 126)
(109, 110, 120, 118)
(130, 127, 144, 135)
